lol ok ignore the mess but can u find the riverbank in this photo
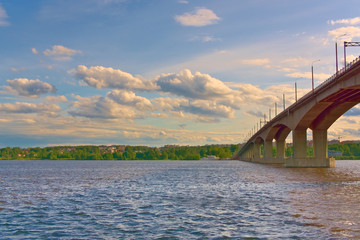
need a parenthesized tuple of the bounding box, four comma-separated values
(0, 144, 239, 161)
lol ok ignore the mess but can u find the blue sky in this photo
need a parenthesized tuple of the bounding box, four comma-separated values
(1, 0, 360, 147)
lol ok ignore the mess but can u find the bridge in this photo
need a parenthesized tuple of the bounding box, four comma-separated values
(234, 55, 360, 168)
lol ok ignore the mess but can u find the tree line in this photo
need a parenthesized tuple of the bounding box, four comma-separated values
(0, 144, 240, 160)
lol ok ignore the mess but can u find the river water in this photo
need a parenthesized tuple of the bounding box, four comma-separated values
(1, 160, 360, 239)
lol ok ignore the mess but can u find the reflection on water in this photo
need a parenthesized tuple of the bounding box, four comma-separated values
(0, 160, 360, 239)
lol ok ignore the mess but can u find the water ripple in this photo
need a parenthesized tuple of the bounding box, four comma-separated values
(1, 160, 360, 239)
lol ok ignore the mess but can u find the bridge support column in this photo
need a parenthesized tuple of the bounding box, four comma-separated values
(293, 129, 307, 159)
(253, 142, 261, 162)
(272, 140, 286, 164)
(276, 140, 285, 158)
(286, 129, 307, 167)
(313, 129, 327, 159)
(244, 146, 253, 162)
(262, 140, 273, 163)
(286, 129, 335, 168)
(313, 129, 335, 167)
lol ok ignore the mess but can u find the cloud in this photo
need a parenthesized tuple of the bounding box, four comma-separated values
(329, 17, 360, 26)
(69, 91, 152, 119)
(33, 45, 82, 61)
(0, 102, 61, 116)
(240, 58, 271, 67)
(11, 67, 27, 73)
(189, 35, 220, 42)
(152, 97, 189, 111)
(246, 110, 264, 118)
(32, 48, 39, 55)
(69, 66, 320, 122)
(5, 78, 57, 97)
(155, 69, 233, 99)
(328, 26, 360, 40)
(0, 4, 9, 26)
(285, 71, 331, 81)
(44, 95, 68, 103)
(281, 57, 311, 68)
(70, 65, 157, 91)
(107, 90, 153, 110)
(71, 66, 237, 101)
(69, 65, 311, 119)
(152, 97, 234, 122)
(183, 100, 235, 119)
(175, 8, 220, 27)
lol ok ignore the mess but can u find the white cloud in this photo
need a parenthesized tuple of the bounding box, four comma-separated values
(175, 8, 220, 27)
(155, 69, 233, 99)
(285, 71, 331, 81)
(183, 100, 235, 119)
(68, 91, 152, 120)
(328, 26, 360, 40)
(69, 66, 309, 121)
(240, 58, 271, 66)
(33, 45, 82, 61)
(330, 17, 360, 26)
(152, 97, 189, 111)
(5, 78, 57, 97)
(0, 4, 9, 26)
(44, 95, 68, 103)
(152, 97, 234, 122)
(281, 57, 311, 68)
(70, 65, 157, 91)
(107, 90, 153, 110)
(32, 48, 39, 55)
(0, 102, 61, 116)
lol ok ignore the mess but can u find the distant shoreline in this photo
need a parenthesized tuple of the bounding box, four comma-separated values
(0, 144, 239, 161)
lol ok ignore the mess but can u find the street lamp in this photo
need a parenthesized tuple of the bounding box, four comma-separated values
(294, 77, 303, 102)
(311, 59, 320, 92)
(335, 34, 347, 74)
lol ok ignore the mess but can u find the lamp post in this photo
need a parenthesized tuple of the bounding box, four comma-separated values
(294, 77, 303, 102)
(336, 34, 347, 74)
(283, 94, 285, 111)
(311, 59, 320, 92)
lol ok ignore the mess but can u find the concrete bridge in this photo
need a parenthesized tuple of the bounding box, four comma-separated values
(234, 55, 360, 167)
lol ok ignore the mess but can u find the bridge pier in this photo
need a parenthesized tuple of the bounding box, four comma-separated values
(242, 146, 253, 162)
(286, 129, 335, 168)
(276, 140, 285, 158)
(255, 140, 285, 164)
(292, 129, 307, 159)
(253, 142, 261, 162)
(313, 129, 328, 159)
(286, 157, 335, 168)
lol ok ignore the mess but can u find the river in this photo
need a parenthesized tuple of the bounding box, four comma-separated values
(1, 160, 360, 239)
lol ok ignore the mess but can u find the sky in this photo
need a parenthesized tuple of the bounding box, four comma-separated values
(1, 0, 360, 147)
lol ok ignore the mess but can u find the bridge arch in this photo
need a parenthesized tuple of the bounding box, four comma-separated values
(264, 124, 291, 160)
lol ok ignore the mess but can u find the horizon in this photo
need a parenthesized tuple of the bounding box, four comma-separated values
(1, 0, 360, 147)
